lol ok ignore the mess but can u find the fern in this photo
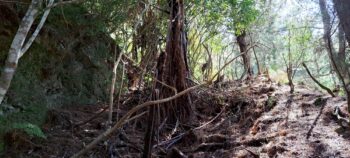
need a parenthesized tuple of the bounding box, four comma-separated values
(11, 123, 46, 139)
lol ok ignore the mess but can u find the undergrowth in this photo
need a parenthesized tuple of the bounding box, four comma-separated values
(0, 104, 47, 153)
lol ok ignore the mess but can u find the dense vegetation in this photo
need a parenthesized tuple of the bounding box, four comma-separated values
(1, 0, 350, 157)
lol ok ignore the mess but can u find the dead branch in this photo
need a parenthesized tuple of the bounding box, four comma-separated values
(46, 0, 84, 10)
(122, 54, 177, 93)
(194, 105, 227, 130)
(71, 83, 206, 158)
(71, 50, 245, 157)
(116, 63, 125, 121)
(211, 44, 256, 82)
(74, 105, 108, 127)
(108, 47, 123, 127)
(302, 63, 336, 97)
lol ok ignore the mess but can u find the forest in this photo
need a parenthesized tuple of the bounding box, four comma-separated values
(1, 0, 350, 157)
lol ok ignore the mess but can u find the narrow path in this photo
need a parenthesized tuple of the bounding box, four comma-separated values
(238, 85, 350, 158)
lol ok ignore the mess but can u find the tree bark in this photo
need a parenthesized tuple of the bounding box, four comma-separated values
(338, 25, 346, 61)
(0, 0, 42, 104)
(249, 32, 261, 75)
(156, 0, 192, 124)
(333, 0, 350, 46)
(333, 0, 350, 112)
(320, 0, 350, 112)
(236, 31, 253, 79)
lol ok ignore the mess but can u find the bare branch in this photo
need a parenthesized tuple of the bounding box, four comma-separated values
(20, 0, 54, 57)
(71, 83, 206, 158)
(46, 0, 84, 10)
(302, 63, 335, 97)
(71, 47, 246, 157)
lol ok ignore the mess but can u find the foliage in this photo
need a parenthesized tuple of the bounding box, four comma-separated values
(226, 0, 259, 35)
(11, 123, 46, 139)
(0, 103, 48, 152)
(84, 0, 138, 33)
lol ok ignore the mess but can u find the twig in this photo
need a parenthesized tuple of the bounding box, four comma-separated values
(74, 105, 108, 127)
(116, 63, 125, 121)
(46, 0, 84, 10)
(154, 104, 227, 149)
(194, 105, 227, 130)
(108, 47, 123, 127)
(154, 78, 177, 94)
(211, 45, 255, 82)
(302, 63, 336, 97)
(126, 111, 147, 122)
(122, 54, 177, 93)
(0, 0, 29, 4)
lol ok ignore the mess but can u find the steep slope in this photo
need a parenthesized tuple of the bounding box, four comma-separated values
(0, 3, 115, 152)
(3, 76, 350, 157)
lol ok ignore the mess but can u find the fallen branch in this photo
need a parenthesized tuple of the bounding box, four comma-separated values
(72, 49, 245, 157)
(153, 104, 228, 150)
(74, 105, 108, 127)
(71, 83, 206, 158)
(302, 63, 335, 97)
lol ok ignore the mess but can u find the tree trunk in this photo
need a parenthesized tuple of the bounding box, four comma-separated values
(320, 0, 350, 112)
(338, 25, 346, 61)
(333, 0, 350, 112)
(236, 31, 252, 79)
(0, 0, 42, 104)
(129, 7, 159, 91)
(287, 30, 294, 93)
(249, 32, 261, 75)
(333, 0, 350, 45)
(156, 0, 192, 124)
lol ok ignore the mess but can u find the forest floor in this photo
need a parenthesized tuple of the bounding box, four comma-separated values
(3, 75, 350, 158)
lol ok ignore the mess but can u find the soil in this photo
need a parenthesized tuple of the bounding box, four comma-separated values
(2, 75, 350, 158)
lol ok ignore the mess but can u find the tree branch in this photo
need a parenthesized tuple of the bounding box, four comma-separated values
(71, 48, 245, 157)
(46, 0, 84, 10)
(302, 62, 335, 97)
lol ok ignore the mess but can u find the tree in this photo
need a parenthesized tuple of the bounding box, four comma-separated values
(0, 0, 54, 105)
(227, 0, 258, 79)
(320, 0, 350, 112)
(236, 30, 253, 79)
(156, 0, 192, 123)
(333, 0, 350, 45)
